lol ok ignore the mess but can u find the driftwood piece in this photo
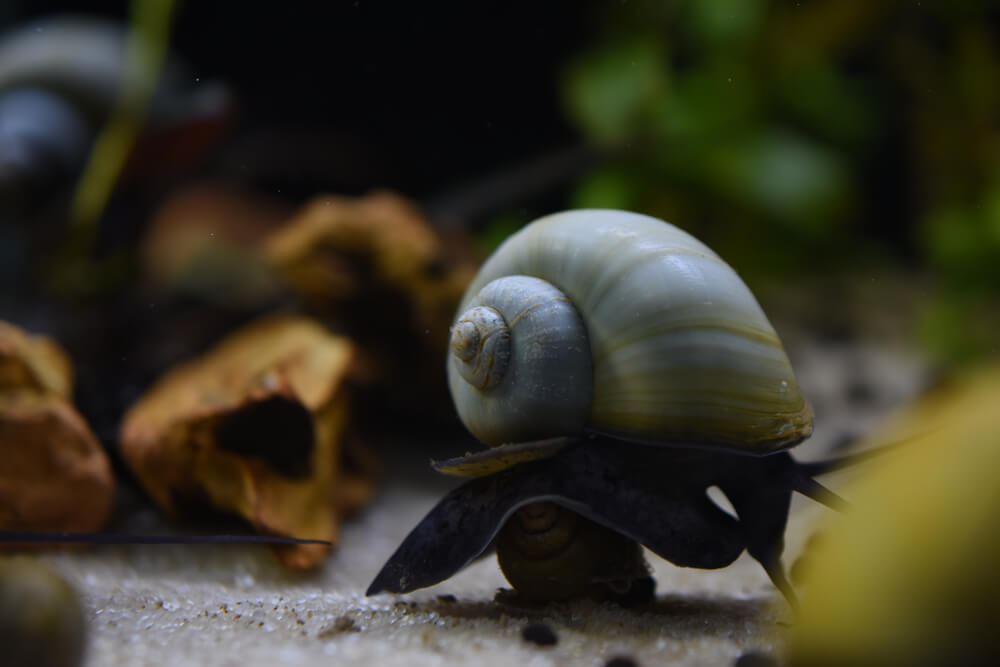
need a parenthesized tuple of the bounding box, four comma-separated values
(263, 191, 478, 421)
(0, 322, 114, 539)
(119, 316, 376, 569)
(139, 188, 480, 426)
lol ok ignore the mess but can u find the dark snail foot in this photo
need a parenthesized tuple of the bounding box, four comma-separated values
(366, 436, 853, 603)
(366, 438, 744, 596)
(493, 588, 539, 609)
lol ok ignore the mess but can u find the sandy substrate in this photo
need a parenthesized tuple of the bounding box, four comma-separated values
(35, 339, 928, 667)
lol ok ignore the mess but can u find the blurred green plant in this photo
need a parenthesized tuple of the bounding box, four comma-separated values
(558, 0, 1000, 363)
(49, 0, 176, 298)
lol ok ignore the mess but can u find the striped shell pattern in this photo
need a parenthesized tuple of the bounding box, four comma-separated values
(446, 209, 812, 455)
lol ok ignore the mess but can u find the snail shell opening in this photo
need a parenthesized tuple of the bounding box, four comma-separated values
(447, 275, 593, 446)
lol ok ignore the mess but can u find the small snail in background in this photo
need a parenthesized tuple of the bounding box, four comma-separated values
(0, 16, 232, 209)
(368, 209, 852, 604)
(0, 557, 86, 667)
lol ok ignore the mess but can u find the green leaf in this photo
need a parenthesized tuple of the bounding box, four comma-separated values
(707, 130, 847, 234)
(570, 167, 638, 210)
(563, 37, 668, 144)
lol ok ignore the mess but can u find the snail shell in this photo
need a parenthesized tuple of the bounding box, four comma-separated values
(0, 557, 85, 667)
(495, 500, 648, 601)
(0, 17, 231, 125)
(447, 209, 812, 454)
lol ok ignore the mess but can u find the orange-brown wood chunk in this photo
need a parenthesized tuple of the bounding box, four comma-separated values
(0, 322, 114, 541)
(120, 316, 375, 569)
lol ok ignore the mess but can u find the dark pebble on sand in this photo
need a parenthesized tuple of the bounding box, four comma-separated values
(522, 622, 558, 647)
(734, 651, 778, 667)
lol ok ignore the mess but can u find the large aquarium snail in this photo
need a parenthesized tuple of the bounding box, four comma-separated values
(368, 209, 852, 604)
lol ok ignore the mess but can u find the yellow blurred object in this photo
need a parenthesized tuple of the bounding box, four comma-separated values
(788, 363, 1000, 666)
(120, 316, 376, 569)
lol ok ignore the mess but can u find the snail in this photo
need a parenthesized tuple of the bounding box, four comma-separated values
(367, 209, 854, 604)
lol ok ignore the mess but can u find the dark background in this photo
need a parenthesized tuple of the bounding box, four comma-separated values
(3, 0, 592, 200)
(3, 0, 999, 364)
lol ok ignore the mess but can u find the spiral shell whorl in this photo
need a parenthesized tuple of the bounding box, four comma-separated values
(495, 501, 649, 601)
(503, 502, 577, 560)
(448, 275, 593, 446)
(450, 306, 510, 389)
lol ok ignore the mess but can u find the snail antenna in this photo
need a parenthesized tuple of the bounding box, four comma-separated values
(796, 434, 921, 479)
(763, 559, 799, 610)
(792, 475, 850, 512)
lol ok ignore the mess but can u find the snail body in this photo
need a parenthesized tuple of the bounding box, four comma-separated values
(369, 210, 846, 604)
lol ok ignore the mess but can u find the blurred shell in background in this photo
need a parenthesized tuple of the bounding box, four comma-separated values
(0, 556, 85, 667)
(0, 15, 232, 208)
(0, 322, 114, 538)
(119, 316, 376, 569)
(788, 363, 1000, 666)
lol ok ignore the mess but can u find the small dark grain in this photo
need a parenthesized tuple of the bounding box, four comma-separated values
(521, 622, 558, 647)
(606, 656, 639, 667)
(734, 651, 778, 667)
(316, 615, 360, 638)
